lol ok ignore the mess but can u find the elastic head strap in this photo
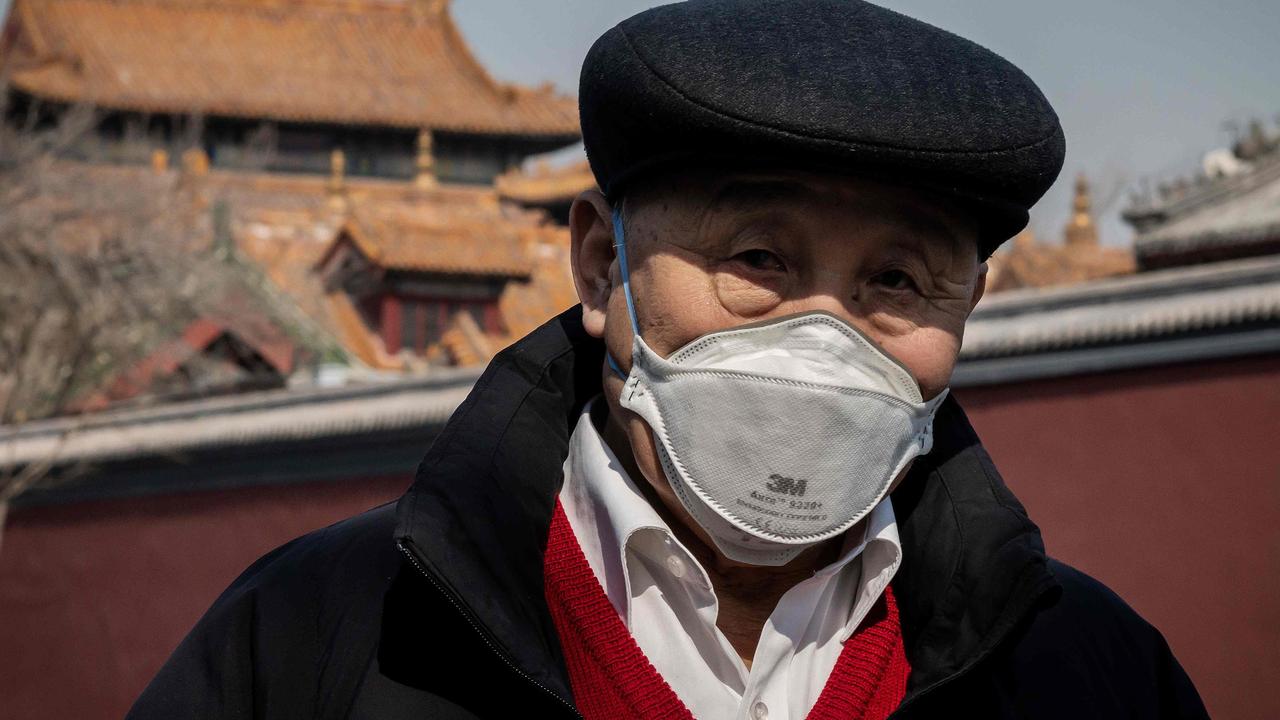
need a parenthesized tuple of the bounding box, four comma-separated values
(612, 206, 640, 335)
(607, 205, 639, 380)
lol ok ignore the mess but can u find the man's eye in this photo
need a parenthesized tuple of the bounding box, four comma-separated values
(733, 249, 786, 272)
(872, 269, 919, 292)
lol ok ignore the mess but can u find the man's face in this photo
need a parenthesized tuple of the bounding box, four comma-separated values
(570, 168, 987, 545)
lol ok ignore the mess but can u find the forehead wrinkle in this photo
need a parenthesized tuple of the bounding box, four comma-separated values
(884, 208, 955, 245)
(706, 176, 967, 244)
(707, 177, 820, 214)
(688, 176, 826, 250)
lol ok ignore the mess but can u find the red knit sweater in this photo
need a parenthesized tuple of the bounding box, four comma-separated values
(543, 501, 910, 720)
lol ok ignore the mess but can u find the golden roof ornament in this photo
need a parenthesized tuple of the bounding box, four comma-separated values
(151, 148, 169, 173)
(415, 128, 438, 191)
(328, 148, 348, 211)
(1064, 174, 1099, 248)
(181, 147, 209, 177)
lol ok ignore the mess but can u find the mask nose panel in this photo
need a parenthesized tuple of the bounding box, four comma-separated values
(668, 313, 923, 402)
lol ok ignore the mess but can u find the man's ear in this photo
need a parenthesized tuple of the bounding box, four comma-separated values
(569, 189, 616, 339)
(969, 261, 989, 314)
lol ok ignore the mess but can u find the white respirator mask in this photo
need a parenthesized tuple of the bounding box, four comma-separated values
(606, 208, 948, 566)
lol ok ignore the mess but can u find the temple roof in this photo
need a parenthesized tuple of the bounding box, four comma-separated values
(496, 159, 597, 205)
(986, 175, 1134, 293)
(216, 167, 576, 371)
(328, 204, 535, 278)
(987, 229, 1134, 293)
(1128, 150, 1280, 269)
(2, 0, 580, 138)
(957, 254, 1280, 385)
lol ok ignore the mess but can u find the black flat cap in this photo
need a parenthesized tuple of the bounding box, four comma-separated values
(580, 0, 1066, 256)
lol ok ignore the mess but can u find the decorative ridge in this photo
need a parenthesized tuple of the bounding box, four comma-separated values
(1127, 149, 1280, 228)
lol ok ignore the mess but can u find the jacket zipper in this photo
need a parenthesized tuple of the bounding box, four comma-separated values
(396, 540, 584, 720)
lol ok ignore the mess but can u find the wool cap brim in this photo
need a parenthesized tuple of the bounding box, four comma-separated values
(579, 0, 1066, 258)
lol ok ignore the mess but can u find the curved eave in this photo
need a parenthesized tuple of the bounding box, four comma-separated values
(9, 78, 582, 140)
(955, 255, 1280, 386)
(0, 371, 479, 474)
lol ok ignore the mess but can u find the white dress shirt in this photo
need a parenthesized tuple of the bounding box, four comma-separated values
(558, 400, 903, 720)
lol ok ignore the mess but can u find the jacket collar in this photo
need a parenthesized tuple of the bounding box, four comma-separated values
(888, 396, 1060, 706)
(395, 307, 601, 705)
(394, 306, 1058, 707)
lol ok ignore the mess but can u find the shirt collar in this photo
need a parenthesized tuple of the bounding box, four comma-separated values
(560, 399, 688, 615)
(816, 495, 898, 578)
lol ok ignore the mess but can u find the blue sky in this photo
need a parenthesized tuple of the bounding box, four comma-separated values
(5, 0, 1279, 245)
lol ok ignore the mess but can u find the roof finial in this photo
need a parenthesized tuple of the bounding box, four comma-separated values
(1235, 118, 1277, 160)
(415, 128, 438, 191)
(328, 148, 348, 210)
(1063, 173, 1098, 248)
(181, 147, 209, 177)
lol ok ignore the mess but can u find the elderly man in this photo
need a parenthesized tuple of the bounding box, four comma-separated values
(131, 2, 1208, 719)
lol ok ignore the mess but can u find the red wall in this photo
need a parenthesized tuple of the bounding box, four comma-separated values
(959, 354, 1280, 720)
(0, 476, 410, 720)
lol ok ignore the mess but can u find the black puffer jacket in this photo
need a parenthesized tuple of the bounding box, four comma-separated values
(128, 308, 1209, 719)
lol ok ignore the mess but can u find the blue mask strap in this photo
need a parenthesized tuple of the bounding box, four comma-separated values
(613, 207, 640, 335)
(607, 206, 639, 381)
(606, 352, 627, 380)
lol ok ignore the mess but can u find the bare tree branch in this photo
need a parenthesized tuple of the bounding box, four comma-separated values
(0, 90, 246, 509)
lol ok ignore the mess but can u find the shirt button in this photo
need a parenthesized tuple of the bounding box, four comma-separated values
(750, 701, 769, 720)
(665, 554, 687, 579)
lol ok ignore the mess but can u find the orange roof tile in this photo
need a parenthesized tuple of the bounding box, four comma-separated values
(440, 310, 492, 366)
(987, 230, 1135, 293)
(336, 204, 534, 277)
(28, 159, 578, 372)
(4, 0, 580, 138)
(496, 159, 597, 205)
(987, 176, 1135, 293)
(324, 291, 402, 370)
(433, 229, 577, 367)
(81, 315, 299, 410)
(210, 165, 575, 369)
